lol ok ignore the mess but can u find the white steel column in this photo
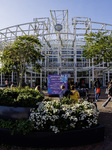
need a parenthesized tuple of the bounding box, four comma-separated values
(103, 72, 105, 87)
(40, 70, 42, 89)
(12, 71, 13, 83)
(45, 49, 47, 85)
(73, 18, 77, 83)
(89, 59, 91, 88)
(25, 72, 26, 83)
(92, 58, 94, 89)
(58, 33, 61, 75)
(89, 70, 91, 88)
(108, 70, 110, 82)
(74, 41, 77, 83)
(31, 72, 32, 88)
(1, 73, 2, 85)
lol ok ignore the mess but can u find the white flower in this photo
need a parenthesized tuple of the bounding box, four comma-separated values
(29, 100, 99, 133)
(50, 126, 60, 133)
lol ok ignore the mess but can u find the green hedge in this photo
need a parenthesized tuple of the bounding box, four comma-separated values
(0, 87, 45, 107)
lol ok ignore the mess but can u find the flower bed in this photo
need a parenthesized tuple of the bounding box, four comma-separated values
(0, 88, 104, 148)
(29, 100, 99, 133)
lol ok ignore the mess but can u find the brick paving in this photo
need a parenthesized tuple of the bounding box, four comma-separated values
(1, 88, 112, 150)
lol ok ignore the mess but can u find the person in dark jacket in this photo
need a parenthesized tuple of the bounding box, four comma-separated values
(59, 85, 67, 100)
(59, 84, 73, 100)
(102, 80, 112, 107)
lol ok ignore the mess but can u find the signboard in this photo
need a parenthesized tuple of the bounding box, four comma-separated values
(48, 75, 68, 95)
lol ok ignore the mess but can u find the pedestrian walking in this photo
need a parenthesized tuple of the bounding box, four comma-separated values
(94, 78, 101, 101)
(96, 85, 100, 100)
(102, 80, 112, 108)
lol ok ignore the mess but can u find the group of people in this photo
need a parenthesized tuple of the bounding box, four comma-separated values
(59, 84, 80, 102)
(59, 78, 100, 103)
(34, 79, 112, 108)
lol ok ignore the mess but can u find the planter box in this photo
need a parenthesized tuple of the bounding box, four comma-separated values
(0, 106, 31, 120)
(0, 124, 104, 148)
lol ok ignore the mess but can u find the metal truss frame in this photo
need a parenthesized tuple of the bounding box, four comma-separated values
(0, 10, 112, 87)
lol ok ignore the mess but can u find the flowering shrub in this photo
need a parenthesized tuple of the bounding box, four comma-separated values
(29, 100, 99, 134)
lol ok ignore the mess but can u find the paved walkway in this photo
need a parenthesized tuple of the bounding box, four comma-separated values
(1, 88, 112, 150)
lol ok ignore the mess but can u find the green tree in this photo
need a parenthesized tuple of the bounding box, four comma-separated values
(0, 35, 43, 88)
(82, 31, 112, 65)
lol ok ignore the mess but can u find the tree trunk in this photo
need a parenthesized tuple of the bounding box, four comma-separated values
(19, 63, 25, 88)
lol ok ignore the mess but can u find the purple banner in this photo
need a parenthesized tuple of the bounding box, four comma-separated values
(48, 75, 68, 95)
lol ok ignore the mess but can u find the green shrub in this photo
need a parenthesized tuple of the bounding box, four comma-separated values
(60, 96, 76, 105)
(0, 88, 19, 106)
(0, 119, 34, 135)
(0, 87, 44, 107)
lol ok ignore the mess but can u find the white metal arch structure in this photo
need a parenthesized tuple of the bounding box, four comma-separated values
(0, 10, 112, 88)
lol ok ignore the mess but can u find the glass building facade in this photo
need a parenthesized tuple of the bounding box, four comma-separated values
(0, 10, 112, 88)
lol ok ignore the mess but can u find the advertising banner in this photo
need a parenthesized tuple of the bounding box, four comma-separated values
(48, 75, 68, 95)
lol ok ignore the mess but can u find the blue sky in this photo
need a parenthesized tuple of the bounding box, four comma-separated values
(0, 0, 112, 29)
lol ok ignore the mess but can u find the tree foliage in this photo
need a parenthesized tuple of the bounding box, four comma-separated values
(82, 31, 112, 64)
(0, 35, 43, 87)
